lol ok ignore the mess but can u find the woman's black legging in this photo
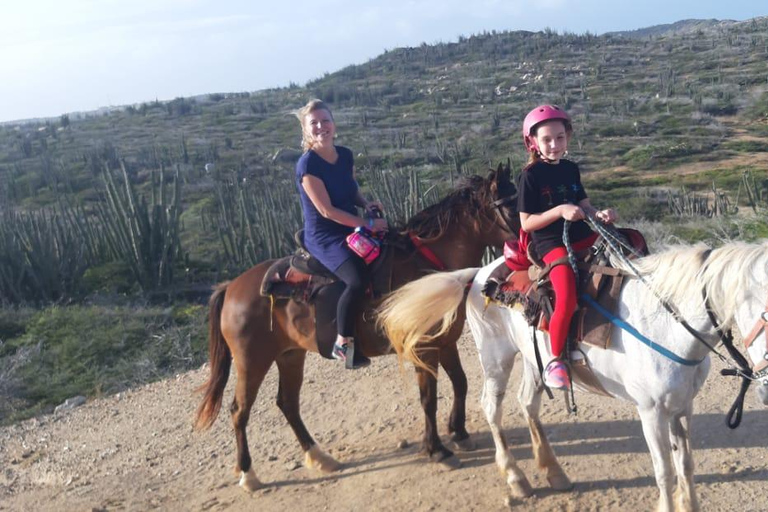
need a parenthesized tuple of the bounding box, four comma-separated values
(333, 256, 371, 337)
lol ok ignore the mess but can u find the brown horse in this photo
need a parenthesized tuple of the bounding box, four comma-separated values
(194, 165, 519, 491)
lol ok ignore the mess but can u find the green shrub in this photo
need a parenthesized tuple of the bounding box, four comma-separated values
(0, 304, 207, 425)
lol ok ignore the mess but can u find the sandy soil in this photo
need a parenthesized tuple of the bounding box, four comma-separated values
(1, 330, 767, 512)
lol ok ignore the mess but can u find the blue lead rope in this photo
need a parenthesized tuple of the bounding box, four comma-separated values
(580, 294, 706, 367)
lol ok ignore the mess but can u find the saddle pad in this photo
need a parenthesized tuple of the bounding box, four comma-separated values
(574, 272, 625, 349)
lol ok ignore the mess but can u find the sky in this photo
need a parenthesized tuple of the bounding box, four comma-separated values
(1, 0, 766, 123)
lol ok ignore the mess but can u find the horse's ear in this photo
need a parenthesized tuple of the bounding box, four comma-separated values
(497, 161, 511, 183)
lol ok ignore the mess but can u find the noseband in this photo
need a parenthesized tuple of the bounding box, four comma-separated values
(739, 296, 768, 376)
(491, 194, 518, 233)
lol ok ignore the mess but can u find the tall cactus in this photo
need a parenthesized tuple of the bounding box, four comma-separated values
(0, 203, 107, 303)
(96, 161, 184, 290)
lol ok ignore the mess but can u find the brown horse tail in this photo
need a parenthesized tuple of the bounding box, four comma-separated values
(194, 281, 232, 431)
(377, 268, 479, 375)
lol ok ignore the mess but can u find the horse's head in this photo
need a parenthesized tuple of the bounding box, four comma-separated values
(705, 242, 768, 406)
(484, 160, 520, 247)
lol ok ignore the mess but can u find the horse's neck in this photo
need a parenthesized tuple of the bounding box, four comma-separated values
(426, 226, 487, 269)
(623, 278, 717, 361)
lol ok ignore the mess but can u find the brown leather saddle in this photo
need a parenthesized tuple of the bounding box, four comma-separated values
(260, 230, 394, 302)
(482, 229, 648, 395)
(259, 230, 395, 359)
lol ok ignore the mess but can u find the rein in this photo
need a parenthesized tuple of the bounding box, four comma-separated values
(584, 218, 762, 428)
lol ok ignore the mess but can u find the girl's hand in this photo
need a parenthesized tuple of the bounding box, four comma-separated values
(595, 208, 618, 224)
(560, 204, 585, 221)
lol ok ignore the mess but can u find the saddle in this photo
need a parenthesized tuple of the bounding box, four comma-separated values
(259, 230, 395, 359)
(483, 228, 649, 395)
(260, 230, 394, 301)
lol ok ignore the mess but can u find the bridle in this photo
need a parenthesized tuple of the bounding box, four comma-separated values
(490, 193, 519, 234)
(737, 296, 768, 377)
(704, 289, 768, 429)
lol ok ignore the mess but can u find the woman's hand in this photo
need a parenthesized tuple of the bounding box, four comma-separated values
(595, 208, 618, 224)
(559, 204, 586, 222)
(369, 218, 388, 234)
(365, 201, 385, 217)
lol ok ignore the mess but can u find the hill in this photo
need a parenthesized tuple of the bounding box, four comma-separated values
(1, 16, 768, 425)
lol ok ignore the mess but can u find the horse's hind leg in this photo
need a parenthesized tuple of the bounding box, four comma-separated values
(480, 353, 533, 498)
(669, 409, 699, 512)
(275, 349, 340, 473)
(231, 354, 274, 491)
(439, 342, 475, 451)
(518, 361, 572, 492)
(415, 350, 460, 469)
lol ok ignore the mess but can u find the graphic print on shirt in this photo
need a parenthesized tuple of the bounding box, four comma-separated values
(540, 185, 554, 207)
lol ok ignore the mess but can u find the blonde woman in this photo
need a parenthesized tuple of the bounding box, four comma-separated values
(295, 99, 387, 369)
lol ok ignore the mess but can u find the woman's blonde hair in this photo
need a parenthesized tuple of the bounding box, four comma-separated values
(295, 99, 333, 152)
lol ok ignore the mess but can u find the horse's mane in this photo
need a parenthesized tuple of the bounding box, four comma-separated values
(612, 240, 768, 329)
(401, 175, 495, 241)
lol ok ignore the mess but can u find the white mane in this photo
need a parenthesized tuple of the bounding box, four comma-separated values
(611, 240, 768, 329)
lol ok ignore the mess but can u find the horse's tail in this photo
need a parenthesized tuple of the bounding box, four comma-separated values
(194, 281, 232, 431)
(378, 268, 480, 374)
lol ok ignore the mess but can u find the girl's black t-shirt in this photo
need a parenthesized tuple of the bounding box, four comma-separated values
(517, 159, 593, 257)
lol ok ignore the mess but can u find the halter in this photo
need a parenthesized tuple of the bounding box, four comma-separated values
(738, 295, 768, 375)
(491, 195, 519, 233)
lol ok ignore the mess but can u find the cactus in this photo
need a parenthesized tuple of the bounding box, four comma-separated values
(96, 161, 184, 290)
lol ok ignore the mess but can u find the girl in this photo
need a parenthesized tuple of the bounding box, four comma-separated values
(295, 99, 388, 369)
(517, 105, 617, 389)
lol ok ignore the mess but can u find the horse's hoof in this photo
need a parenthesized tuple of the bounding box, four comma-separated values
(304, 445, 341, 473)
(239, 469, 264, 492)
(508, 478, 534, 498)
(450, 437, 477, 452)
(547, 473, 573, 492)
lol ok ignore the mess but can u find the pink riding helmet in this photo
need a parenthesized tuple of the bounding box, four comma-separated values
(522, 104, 571, 153)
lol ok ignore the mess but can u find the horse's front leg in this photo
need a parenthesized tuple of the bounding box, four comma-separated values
(517, 361, 572, 492)
(669, 409, 699, 512)
(638, 407, 675, 512)
(480, 354, 533, 498)
(439, 342, 475, 451)
(415, 349, 460, 469)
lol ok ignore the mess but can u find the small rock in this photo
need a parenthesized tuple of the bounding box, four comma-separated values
(54, 396, 86, 414)
(397, 440, 409, 450)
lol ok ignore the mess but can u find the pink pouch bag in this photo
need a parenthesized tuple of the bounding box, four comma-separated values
(346, 227, 380, 264)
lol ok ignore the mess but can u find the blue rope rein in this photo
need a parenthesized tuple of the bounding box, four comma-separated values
(580, 294, 706, 366)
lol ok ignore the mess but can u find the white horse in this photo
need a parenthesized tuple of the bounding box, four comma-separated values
(378, 241, 768, 512)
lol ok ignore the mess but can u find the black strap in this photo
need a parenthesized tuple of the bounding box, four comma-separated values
(532, 328, 554, 400)
(701, 285, 754, 429)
